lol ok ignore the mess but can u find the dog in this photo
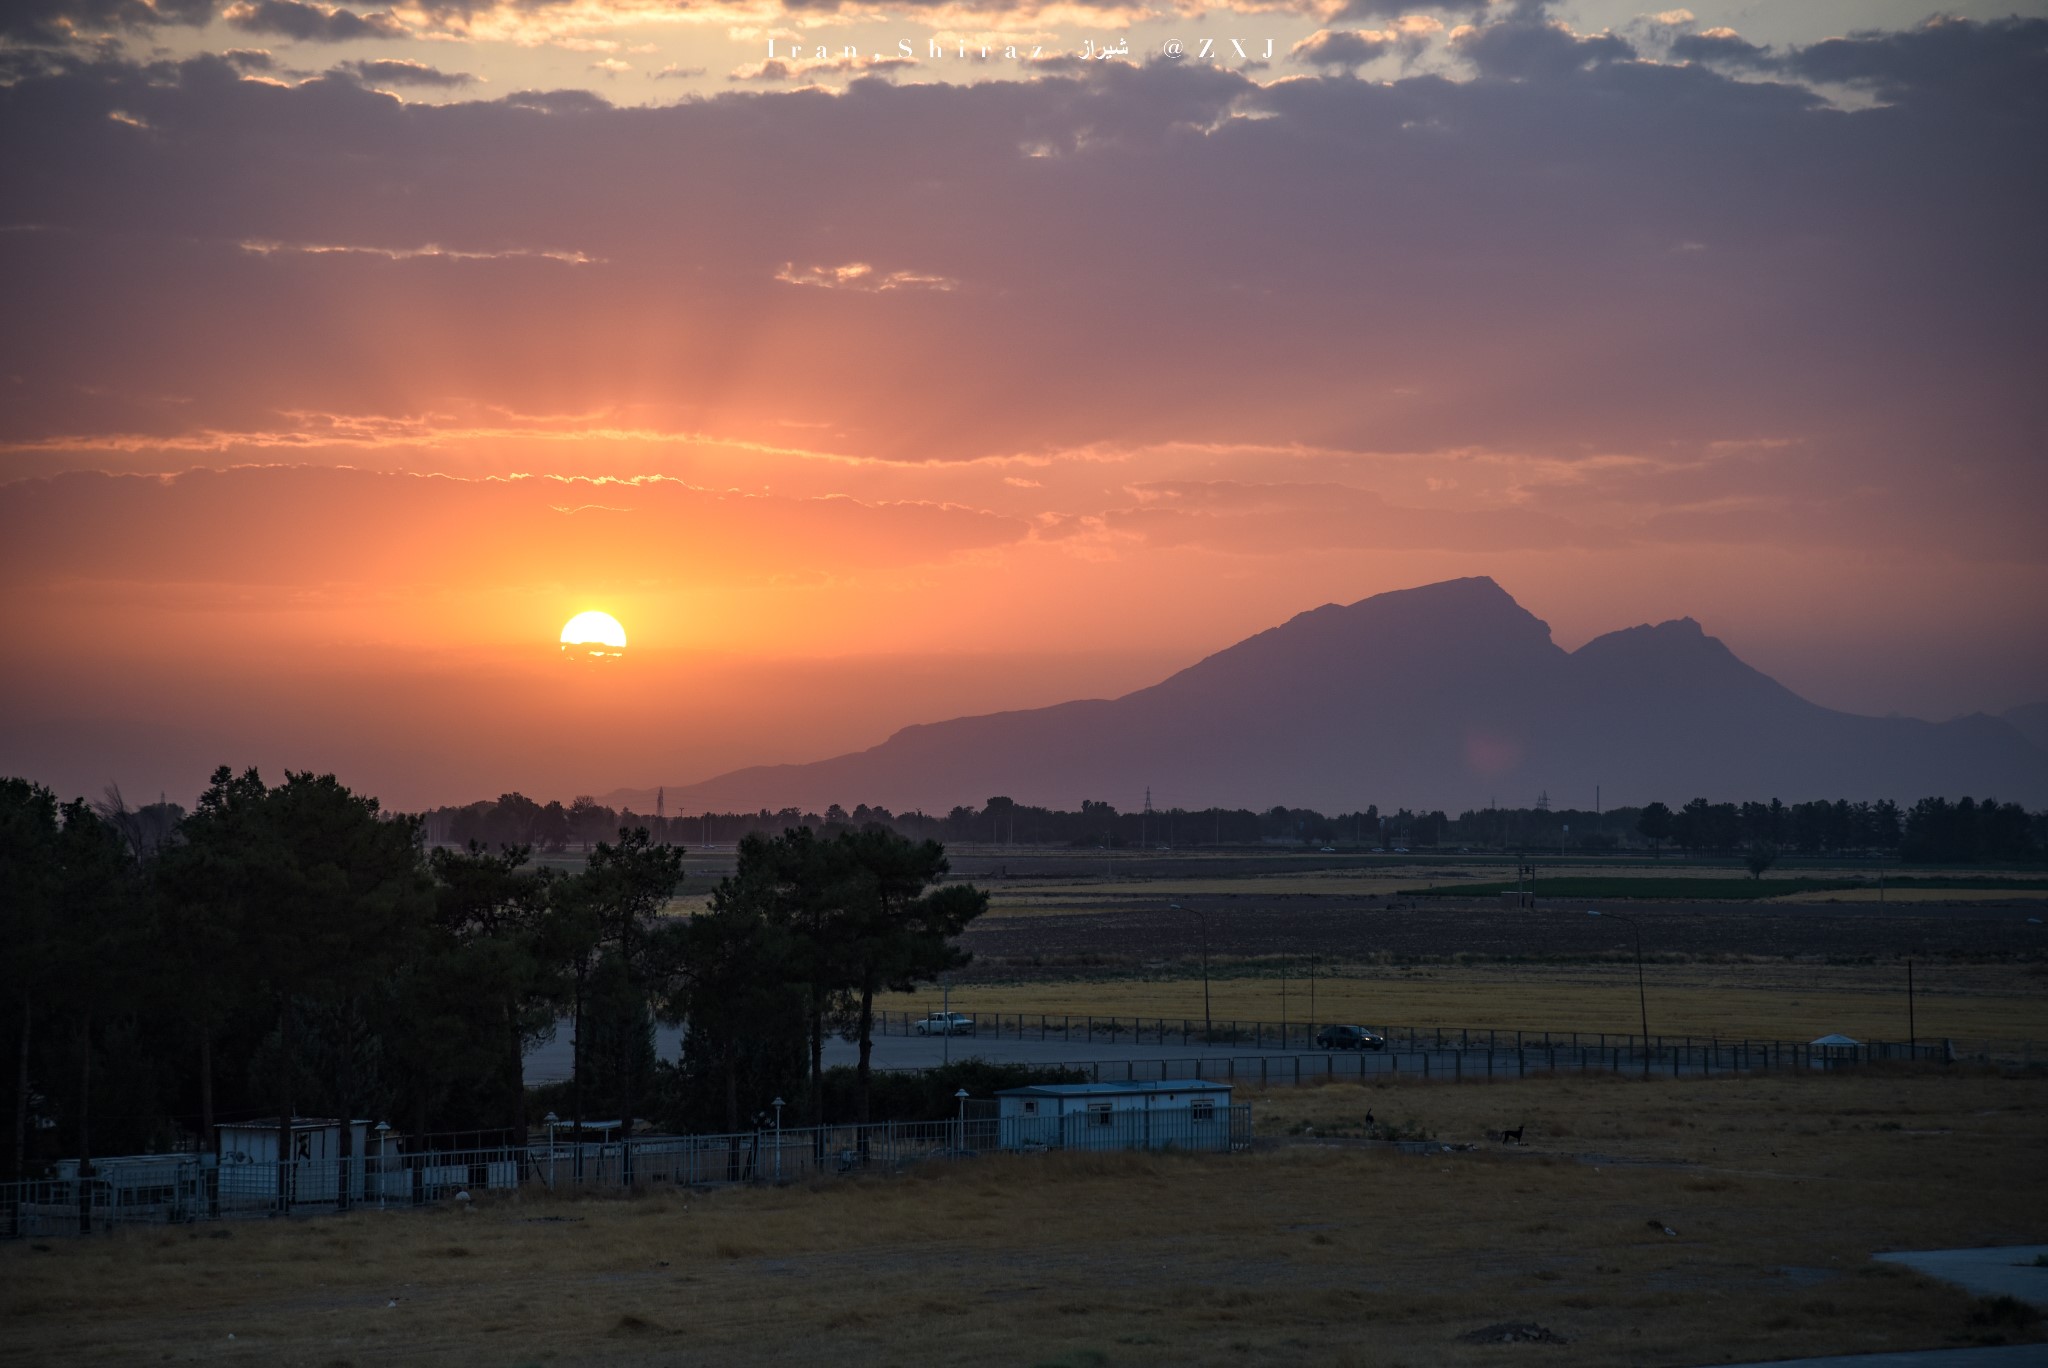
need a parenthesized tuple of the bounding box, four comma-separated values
(1500, 1125, 1525, 1144)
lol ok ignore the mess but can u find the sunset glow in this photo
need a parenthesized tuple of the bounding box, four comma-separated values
(0, 1, 2042, 812)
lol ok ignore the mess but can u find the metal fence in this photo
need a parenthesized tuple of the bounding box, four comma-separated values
(874, 1037, 1953, 1090)
(1, 1105, 1253, 1242)
(878, 1008, 2038, 1066)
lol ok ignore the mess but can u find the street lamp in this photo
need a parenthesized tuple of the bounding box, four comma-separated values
(954, 1088, 970, 1154)
(771, 1097, 784, 1182)
(1588, 910, 1650, 1078)
(544, 1111, 559, 1190)
(1170, 903, 1213, 1043)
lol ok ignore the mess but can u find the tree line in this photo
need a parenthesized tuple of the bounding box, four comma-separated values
(1, 768, 986, 1183)
(1631, 795, 2043, 862)
(424, 792, 2047, 861)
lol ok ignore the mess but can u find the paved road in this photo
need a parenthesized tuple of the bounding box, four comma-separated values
(1874, 1247, 2048, 1309)
(522, 1025, 1322, 1084)
(1719, 1347, 2048, 1367)
(523, 1023, 1759, 1086)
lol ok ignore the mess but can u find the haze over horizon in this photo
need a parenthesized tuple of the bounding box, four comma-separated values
(3, 0, 2044, 812)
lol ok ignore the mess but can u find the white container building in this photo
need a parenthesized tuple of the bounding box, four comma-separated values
(994, 1080, 1239, 1152)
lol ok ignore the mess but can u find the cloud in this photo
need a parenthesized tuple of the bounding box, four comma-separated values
(1291, 17, 1439, 70)
(236, 238, 596, 262)
(1786, 16, 2048, 114)
(1042, 480, 1605, 555)
(0, 0, 213, 44)
(335, 58, 475, 87)
(1326, 0, 1483, 17)
(729, 52, 915, 81)
(1452, 12, 1635, 78)
(1668, 27, 1776, 71)
(0, 467, 1031, 590)
(0, 21, 2041, 567)
(223, 0, 405, 41)
(774, 261, 957, 291)
(652, 62, 707, 79)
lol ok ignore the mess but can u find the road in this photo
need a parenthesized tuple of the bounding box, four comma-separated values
(522, 1022, 1779, 1087)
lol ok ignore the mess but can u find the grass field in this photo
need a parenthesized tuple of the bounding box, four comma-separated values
(6, 1069, 2041, 1367)
(1406, 876, 2048, 901)
(896, 961, 2048, 1047)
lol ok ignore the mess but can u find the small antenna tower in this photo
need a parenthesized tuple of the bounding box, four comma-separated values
(656, 786, 665, 820)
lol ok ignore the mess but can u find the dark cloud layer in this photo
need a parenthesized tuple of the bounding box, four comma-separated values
(336, 57, 475, 87)
(0, 16, 2041, 567)
(0, 0, 212, 43)
(223, 0, 405, 42)
(1453, 13, 1633, 78)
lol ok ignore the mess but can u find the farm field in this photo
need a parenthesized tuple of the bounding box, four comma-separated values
(893, 960, 2048, 1048)
(5, 1070, 2041, 1367)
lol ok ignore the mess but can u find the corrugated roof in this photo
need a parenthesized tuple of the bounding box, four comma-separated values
(994, 1079, 1232, 1098)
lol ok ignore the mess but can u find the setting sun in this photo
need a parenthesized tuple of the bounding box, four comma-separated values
(560, 610, 627, 656)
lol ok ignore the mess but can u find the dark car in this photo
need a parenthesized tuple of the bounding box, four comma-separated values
(1315, 1024, 1386, 1050)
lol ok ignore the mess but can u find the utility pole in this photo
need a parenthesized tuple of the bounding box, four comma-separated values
(1907, 959, 1916, 1050)
(1589, 910, 1650, 1078)
(1173, 903, 1212, 1042)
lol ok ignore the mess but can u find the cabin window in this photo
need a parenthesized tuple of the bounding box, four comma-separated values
(1021, 1100, 1038, 1116)
(1191, 1101, 1215, 1123)
(1088, 1102, 1114, 1126)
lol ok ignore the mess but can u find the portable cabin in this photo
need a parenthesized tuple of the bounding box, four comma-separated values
(215, 1118, 395, 1204)
(50, 1153, 209, 1224)
(1808, 1033, 1863, 1070)
(994, 1080, 1236, 1153)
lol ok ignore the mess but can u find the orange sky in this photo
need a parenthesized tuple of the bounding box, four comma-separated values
(3, 4, 2045, 810)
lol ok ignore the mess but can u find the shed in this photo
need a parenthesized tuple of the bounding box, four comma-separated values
(1809, 1033, 1863, 1070)
(994, 1080, 1236, 1152)
(215, 1118, 396, 1203)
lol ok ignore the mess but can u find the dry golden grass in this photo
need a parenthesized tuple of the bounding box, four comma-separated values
(897, 960, 2048, 1046)
(1770, 888, 2035, 903)
(5, 1070, 2042, 1367)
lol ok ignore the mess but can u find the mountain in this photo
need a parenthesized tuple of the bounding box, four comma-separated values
(2003, 703, 2048, 753)
(637, 578, 2048, 814)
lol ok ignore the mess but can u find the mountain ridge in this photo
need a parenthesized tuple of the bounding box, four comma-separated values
(607, 580, 2048, 814)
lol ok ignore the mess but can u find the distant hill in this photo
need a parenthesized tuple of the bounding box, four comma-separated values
(625, 578, 2048, 814)
(2003, 702, 2048, 753)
